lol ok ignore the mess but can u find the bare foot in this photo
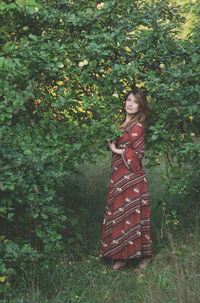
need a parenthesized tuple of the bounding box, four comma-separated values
(134, 257, 152, 272)
(111, 260, 127, 272)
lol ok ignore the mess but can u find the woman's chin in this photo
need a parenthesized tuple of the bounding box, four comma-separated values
(126, 110, 136, 115)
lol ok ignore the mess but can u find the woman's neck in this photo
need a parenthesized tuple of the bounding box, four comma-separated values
(125, 113, 135, 122)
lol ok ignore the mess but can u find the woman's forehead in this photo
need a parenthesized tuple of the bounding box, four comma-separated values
(127, 93, 137, 100)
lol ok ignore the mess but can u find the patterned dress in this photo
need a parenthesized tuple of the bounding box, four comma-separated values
(100, 121, 152, 260)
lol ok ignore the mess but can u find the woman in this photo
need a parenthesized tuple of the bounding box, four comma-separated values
(99, 88, 152, 272)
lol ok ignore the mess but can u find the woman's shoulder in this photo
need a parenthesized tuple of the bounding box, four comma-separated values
(128, 121, 144, 133)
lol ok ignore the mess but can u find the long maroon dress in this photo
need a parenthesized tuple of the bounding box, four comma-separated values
(100, 121, 152, 260)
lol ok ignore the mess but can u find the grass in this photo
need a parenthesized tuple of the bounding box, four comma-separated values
(11, 226, 200, 303)
(3, 155, 200, 303)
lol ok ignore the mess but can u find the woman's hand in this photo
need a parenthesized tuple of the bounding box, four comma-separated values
(108, 140, 116, 152)
(108, 140, 123, 155)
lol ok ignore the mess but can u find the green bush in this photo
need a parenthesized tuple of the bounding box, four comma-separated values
(0, 0, 199, 294)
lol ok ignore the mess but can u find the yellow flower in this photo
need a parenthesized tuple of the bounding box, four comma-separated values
(125, 46, 131, 52)
(190, 132, 195, 137)
(97, 2, 104, 9)
(155, 158, 160, 163)
(188, 116, 193, 121)
(163, 175, 167, 179)
(78, 61, 84, 67)
(60, 18, 63, 22)
(35, 7, 39, 12)
(0, 276, 7, 283)
(102, 269, 107, 274)
(83, 59, 88, 65)
(181, 134, 185, 139)
(15, 46, 19, 49)
(159, 63, 165, 69)
(162, 201, 167, 207)
(10, 32, 16, 36)
(78, 59, 88, 67)
(34, 187, 38, 193)
(112, 93, 119, 98)
(174, 220, 179, 225)
(57, 81, 64, 86)
(3, 239, 8, 243)
(34, 99, 41, 104)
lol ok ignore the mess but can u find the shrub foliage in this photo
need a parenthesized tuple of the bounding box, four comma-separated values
(0, 0, 199, 293)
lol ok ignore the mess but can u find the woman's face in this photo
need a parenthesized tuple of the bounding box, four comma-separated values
(125, 93, 139, 114)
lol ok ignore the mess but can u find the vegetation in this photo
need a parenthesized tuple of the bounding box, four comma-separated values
(2, 159, 200, 302)
(0, 0, 199, 300)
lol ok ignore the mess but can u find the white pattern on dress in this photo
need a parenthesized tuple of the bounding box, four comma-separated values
(112, 240, 118, 244)
(132, 133, 138, 137)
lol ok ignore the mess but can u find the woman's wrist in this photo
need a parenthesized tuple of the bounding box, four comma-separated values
(113, 148, 123, 155)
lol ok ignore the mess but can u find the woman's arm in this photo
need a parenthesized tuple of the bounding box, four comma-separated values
(121, 122, 145, 172)
(108, 141, 123, 155)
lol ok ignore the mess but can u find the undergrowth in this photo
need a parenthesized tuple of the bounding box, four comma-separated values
(2, 155, 200, 303)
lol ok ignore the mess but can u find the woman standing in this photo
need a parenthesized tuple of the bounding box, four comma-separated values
(99, 88, 152, 272)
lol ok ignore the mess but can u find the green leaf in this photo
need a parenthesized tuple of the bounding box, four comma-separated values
(71, 218, 78, 226)
(0, 207, 7, 214)
(0, 57, 5, 68)
(191, 53, 199, 64)
(41, 213, 48, 219)
(29, 34, 38, 41)
(7, 213, 14, 220)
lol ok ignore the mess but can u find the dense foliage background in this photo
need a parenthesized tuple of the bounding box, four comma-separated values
(0, 0, 199, 298)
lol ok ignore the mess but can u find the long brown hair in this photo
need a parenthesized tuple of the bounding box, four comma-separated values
(119, 88, 148, 131)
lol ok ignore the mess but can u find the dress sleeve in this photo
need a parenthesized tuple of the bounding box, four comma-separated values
(121, 122, 145, 172)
